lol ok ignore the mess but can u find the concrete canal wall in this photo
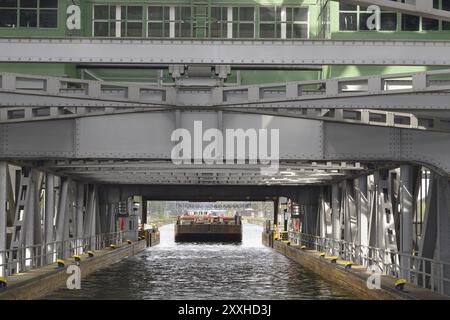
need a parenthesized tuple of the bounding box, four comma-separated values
(0, 232, 160, 300)
(263, 233, 449, 300)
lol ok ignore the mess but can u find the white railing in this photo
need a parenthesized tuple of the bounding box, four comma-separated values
(0, 231, 124, 277)
(287, 231, 450, 296)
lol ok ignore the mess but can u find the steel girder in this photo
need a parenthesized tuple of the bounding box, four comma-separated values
(35, 161, 366, 186)
(0, 162, 8, 277)
(3, 70, 450, 133)
(2, 69, 450, 109)
(0, 111, 449, 177)
(339, 0, 450, 22)
(2, 38, 450, 66)
(356, 176, 369, 248)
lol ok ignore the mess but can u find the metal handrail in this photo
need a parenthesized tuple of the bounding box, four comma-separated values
(286, 231, 450, 296)
(0, 231, 124, 277)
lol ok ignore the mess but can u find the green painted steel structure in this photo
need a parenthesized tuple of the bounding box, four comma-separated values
(1, 1, 448, 82)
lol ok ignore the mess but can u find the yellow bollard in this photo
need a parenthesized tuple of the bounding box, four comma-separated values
(56, 259, 65, 268)
(0, 276, 7, 289)
(395, 279, 407, 291)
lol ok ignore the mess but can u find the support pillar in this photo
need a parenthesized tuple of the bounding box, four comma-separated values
(23, 170, 39, 268)
(84, 185, 97, 249)
(55, 178, 70, 259)
(331, 183, 341, 255)
(436, 176, 450, 295)
(0, 162, 7, 277)
(399, 165, 414, 280)
(356, 176, 369, 265)
(142, 199, 148, 227)
(75, 183, 85, 254)
(44, 173, 55, 264)
(273, 197, 279, 228)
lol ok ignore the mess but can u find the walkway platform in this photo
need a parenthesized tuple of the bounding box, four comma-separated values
(264, 234, 449, 300)
(0, 239, 149, 300)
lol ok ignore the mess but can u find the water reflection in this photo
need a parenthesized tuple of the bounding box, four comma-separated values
(46, 224, 355, 300)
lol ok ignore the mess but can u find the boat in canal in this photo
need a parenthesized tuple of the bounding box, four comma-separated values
(175, 212, 242, 242)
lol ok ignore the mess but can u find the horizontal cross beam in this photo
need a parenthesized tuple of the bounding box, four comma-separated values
(1, 38, 450, 66)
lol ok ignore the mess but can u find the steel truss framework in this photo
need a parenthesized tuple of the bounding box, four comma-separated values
(33, 160, 369, 186)
(2, 70, 450, 133)
(0, 0, 450, 293)
(311, 165, 450, 295)
(0, 163, 127, 276)
(1, 111, 449, 178)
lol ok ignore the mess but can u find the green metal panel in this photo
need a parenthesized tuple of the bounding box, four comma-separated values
(1, 1, 450, 82)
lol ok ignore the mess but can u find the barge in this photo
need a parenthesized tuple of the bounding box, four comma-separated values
(175, 213, 242, 242)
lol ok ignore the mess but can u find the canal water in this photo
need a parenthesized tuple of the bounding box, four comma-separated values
(46, 224, 356, 300)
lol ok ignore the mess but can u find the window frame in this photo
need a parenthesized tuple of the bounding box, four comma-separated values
(338, 0, 450, 33)
(0, 0, 58, 29)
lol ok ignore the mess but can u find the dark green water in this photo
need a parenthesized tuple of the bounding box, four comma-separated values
(45, 224, 356, 300)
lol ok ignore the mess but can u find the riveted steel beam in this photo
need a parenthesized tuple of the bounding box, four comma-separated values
(1, 112, 450, 176)
(2, 38, 450, 66)
(3, 69, 450, 113)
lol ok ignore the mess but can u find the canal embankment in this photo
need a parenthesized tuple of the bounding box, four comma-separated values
(263, 232, 449, 300)
(0, 232, 160, 300)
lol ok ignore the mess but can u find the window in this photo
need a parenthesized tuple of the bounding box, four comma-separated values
(259, 6, 279, 38)
(339, 1, 450, 32)
(20, 0, 37, 28)
(0, 0, 17, 28)
(125, 6, 143, 37)
(0, 0, 57, 28)
(401, 14, 420, 31)
(444, 0, 450, 29)
(286, 7, 309, 38)
(93, 5, 116, 36)
(339, 4, 357, 31)
(93, 5, 144, 37)
(175, 6, 192, 37)
(210, 6, 228, 38)
(339, 3, 397, 31)
(232, 7, 255, 38)
(147, 6, 169, 37)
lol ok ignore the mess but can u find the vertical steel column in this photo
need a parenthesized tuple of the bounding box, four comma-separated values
(319, 187, 326, 239)
(75, 183, 84, 254)
(331, 183, 341, 255)
(23, 170, 39, 268)
(343, 181, 352, 243)
(0, 162, 7, 277)
(273, 197, 279, 228)
(419, 174, 438, 260)
(44, 173, 55, 264)
(83, 185, 97, 249)
(108, 203, 116, 234)
(141, 199, 147, 227)
(436, 176, 450, 295)
(55, 178, 70, 259)
(400, 165, 414, 280)
(356, 176, 369, 264)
